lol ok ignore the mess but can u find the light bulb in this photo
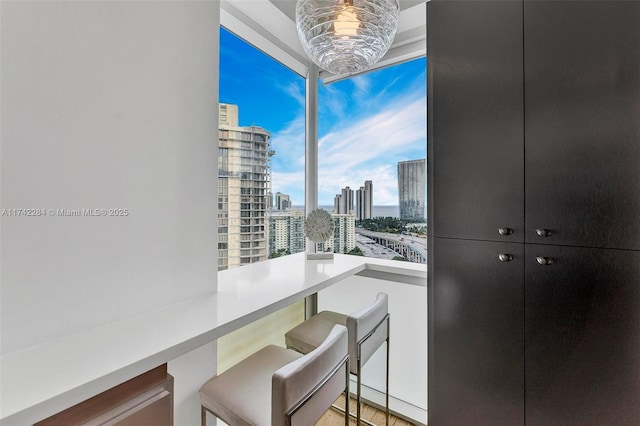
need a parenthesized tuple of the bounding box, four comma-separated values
(334, 5, 359, 38)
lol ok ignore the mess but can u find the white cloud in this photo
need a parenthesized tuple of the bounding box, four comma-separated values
(282, 81, 305, 107)
(351, 74, 372, 103)
(269, 118, 306, 204)
(319, 84, 348, 118)
(319, 97, 425, 166)
(271, 171, 305, 205)
(269, 116, 305, 167)
(270, 68, 427, 207)
(316, 93, 426, 204)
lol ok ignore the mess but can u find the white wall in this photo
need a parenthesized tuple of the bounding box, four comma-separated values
(1, 0, 219, 356)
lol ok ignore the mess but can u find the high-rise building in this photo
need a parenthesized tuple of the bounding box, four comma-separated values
(356, 180, 373, 220)
(334, 186, 354, 214)
(218, 103, 271, 271)
(324, 214, 356, 254)
(218, 103, 239, 127)
(275, 192, 291, 210)
(268, 209, 305, 255)
(398, 159, 426, 221)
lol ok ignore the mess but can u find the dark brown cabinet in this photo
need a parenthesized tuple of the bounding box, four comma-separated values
(525, 246, 640, 425)
(432, 238, 524, 426)
(36, 365, 173, 426)
(428, 1, 640, 425)
(524, 1, 640, 250)
(429, 0, 524, 243)
(428, 5, 527, 419)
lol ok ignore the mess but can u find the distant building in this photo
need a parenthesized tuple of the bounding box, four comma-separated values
(275, 192, 291, 210)
(334, 186, 354, 215)
(398, 159, 426, 221)
(333, 194, 341, 214)
(356, 180, 373, 220)
(324, 214, 356, 254)
(268, 209, 305, 255)
(218, 102, 239, 127)
(218, 103, 271, 270)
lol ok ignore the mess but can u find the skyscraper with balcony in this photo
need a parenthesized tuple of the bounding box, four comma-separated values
(218, 103, 271, 270)
(356, 180, 373, 220)
(398, 159, 426, 221)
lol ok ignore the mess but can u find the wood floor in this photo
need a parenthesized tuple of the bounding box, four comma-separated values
(317, 395, 415, 426)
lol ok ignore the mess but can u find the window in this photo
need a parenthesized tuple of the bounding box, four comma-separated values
(219, 29, 426, 266)
(218, 28, 305, 270)
(318, 58, 427, 263)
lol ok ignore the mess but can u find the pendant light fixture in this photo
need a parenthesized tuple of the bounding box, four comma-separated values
(296, 0, 399, 75)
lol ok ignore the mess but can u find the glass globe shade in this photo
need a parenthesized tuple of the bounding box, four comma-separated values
(296, 0, 399, 75)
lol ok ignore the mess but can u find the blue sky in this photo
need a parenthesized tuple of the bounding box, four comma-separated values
(220, 28, 426, 206)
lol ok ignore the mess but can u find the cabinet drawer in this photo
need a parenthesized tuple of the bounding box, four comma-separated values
(35, 365, 173, 426)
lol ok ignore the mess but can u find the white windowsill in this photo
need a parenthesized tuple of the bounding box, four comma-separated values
(0, 253, 426, 425)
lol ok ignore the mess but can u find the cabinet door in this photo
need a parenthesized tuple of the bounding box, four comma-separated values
(431, 238, 524, 425)
(524, 1, 640, 249)
(525, 245, 640, 425)
(429, 1, 524, 242)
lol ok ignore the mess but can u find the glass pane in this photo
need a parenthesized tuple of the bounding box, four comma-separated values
(318, 58, 427, 262)
(218, 28, 305, 270)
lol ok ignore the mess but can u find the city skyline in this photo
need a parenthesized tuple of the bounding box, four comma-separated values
(220, 28, 426, 206)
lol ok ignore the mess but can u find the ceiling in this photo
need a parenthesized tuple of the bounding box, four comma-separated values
(220, 0, 427, 81)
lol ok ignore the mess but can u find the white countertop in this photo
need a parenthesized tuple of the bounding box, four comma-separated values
(0, 253, 426, 425)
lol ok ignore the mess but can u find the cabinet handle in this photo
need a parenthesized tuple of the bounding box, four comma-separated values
(536, 256, 553, 265)
(498, 227, 513, 236)
(498, 253, 513, 262)
(536, 228, 552, 237)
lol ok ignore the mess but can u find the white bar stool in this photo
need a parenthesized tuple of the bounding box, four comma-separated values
(199, 324, 349, 426)
(284, 293, 390, 426)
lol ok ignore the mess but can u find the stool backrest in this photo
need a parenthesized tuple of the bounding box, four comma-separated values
(272, 324, 349, 426)
(347, 292, 389, 372)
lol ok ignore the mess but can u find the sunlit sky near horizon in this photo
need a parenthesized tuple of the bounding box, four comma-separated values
(219, 28, 427, 206)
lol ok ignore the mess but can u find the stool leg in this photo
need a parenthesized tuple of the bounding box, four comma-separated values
(385, 336, 390, 425)
(345, 361, 350, 426)
(357, 357, 362, 426)
(201, 406, 206, 426)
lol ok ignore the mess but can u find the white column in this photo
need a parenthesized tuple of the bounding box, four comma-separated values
(305, 63, 320, 254)
(304, 63, 320, 318)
